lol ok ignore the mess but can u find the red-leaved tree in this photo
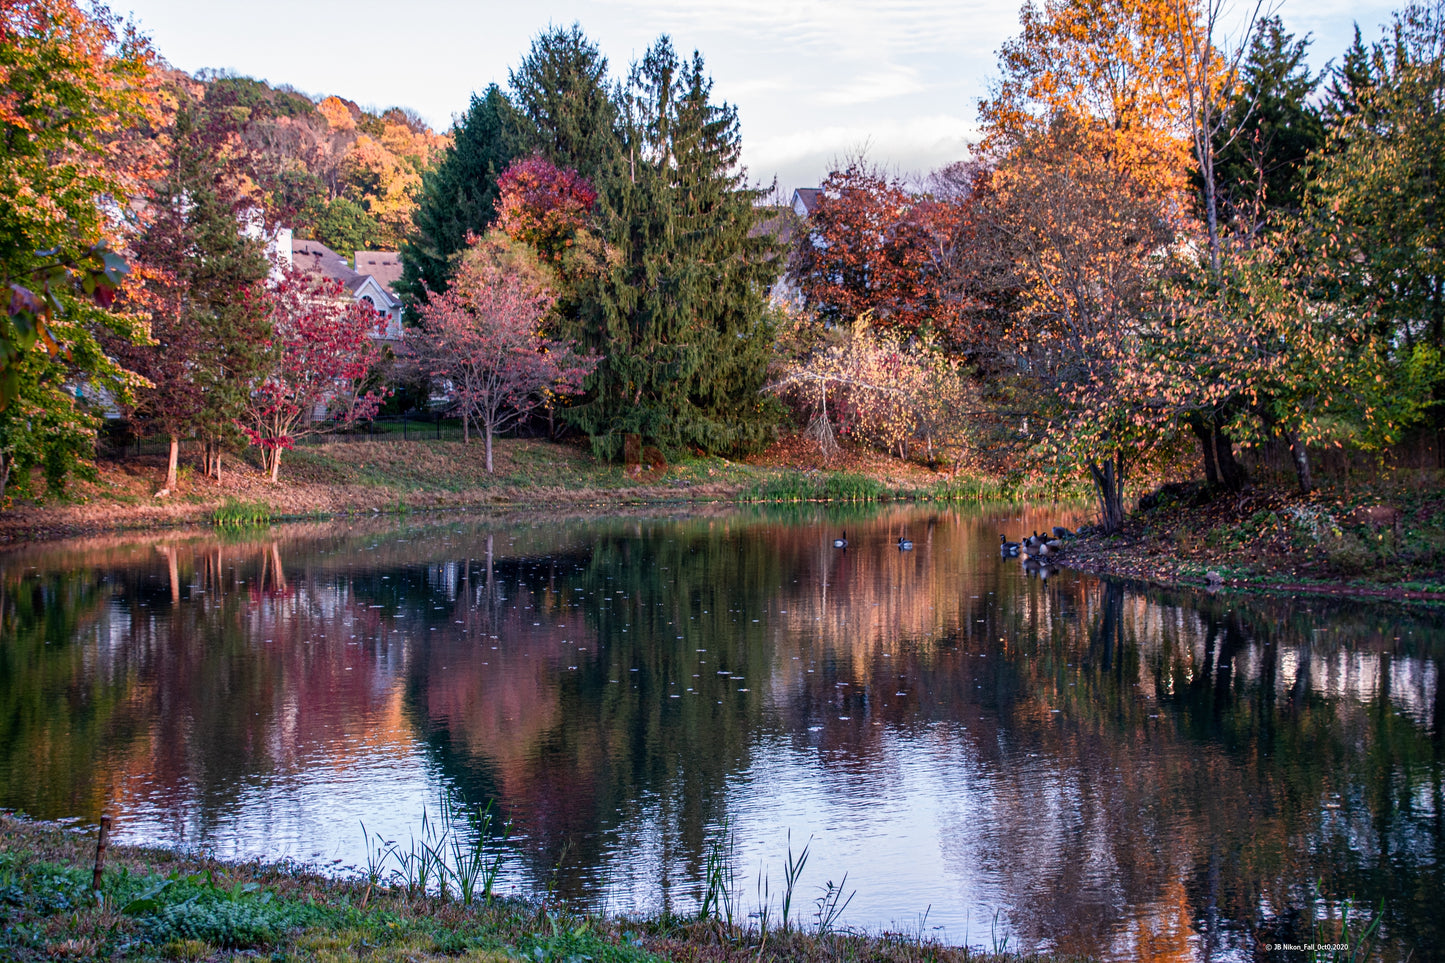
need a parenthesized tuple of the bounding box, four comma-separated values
(792, 162, 962, 338)
(494, 155, 597, 263)
(241, 267, 387, 482)
(415, 238, 598, 473)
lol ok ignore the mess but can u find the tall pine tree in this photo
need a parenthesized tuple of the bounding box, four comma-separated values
(565, 38, 782, 458)
(509, 23, 618, 180)
(1212, 17, 1324, 238)
(397, 85, 529, 304)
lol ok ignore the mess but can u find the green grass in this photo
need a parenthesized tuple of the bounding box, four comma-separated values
(0, 813, 1094, 963)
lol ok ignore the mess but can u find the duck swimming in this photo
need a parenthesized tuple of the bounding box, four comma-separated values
(897, 537, 914, 551)
(833, 531, 848, 548)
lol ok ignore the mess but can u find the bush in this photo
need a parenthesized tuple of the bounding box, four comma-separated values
(141, 899, 280, 948)
(1325, 532, 1376, 576)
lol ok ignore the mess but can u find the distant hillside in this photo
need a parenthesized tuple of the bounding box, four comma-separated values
(198, 72, 448, 256)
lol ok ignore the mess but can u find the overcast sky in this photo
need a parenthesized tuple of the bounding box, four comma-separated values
(119, 0, 1404, 193)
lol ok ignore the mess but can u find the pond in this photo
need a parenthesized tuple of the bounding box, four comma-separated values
(1, 506, 1441, 961)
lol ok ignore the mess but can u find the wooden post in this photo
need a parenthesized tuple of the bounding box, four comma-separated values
(92, 815, 111, 893)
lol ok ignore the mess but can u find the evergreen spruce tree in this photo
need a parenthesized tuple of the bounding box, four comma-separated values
(1322, 26, 1380, 132)
(565, 38, 783, 458)
(1212, 17, 1324, 236)
(509, 23, 618, 180)
(397, 85, 529, 304)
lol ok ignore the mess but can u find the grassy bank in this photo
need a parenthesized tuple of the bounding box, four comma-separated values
(0, 435, 1075, 544)
(0, 814, 1088, 963)
(1060, 474, 1445, 600)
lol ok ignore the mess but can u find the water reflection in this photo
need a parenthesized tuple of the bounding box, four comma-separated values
(1, 508, 1440, 961)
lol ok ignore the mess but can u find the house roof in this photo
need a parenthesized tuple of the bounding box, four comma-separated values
(292, 239, 364, 291)
(792, 188, 822, 216)
(292, 239, 400, 307)
(354, 251, 403, 293)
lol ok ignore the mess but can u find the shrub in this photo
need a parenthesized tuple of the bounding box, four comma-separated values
(141, 899, 280, 948)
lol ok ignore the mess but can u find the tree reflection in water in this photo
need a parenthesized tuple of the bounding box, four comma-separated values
(0, 508, 1439, 962)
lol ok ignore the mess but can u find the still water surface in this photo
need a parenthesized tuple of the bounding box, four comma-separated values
(1, 506, 1441, 960)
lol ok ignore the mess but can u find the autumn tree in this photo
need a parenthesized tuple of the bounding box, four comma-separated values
(979, 0, 1191, 187)
(204, 78, 444, 253)
(1148, 247, 1435, 494)
(967, 115, 1181, 530)
(768, 317, 975, 466)
(398, 86, 528, 304)
(791, 163, 962, 339)
(119, 97, 273, 489)
(495, 155, 598, 263)
(1163, 0, 1266, 275)
(1, 0, 159, 501)
(566, 37, 783, 458)
(414, 235, 596, 473)
(240, 267, 387, 482)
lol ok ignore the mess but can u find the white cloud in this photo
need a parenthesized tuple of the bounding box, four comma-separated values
(816, 66, 927, 106)
(117, 0, 1408, 194)
(748, 114, 980, 189)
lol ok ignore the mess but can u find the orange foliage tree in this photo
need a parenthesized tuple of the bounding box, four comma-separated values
(0, 0, 161, 500)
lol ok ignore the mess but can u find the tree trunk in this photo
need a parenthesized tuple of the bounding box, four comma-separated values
(462, 412, 470, 444)
(165, 434, 179, 490)
(484, 427, 494, 474)
(267, 447, 282, 484)
(1089, 453, 1127, 533)
(201, 441, 222, 480)
(1188, 413, 1220, 487)
(1214, 426, 1247, 492)
(0, 452, 12, 503)
(1288, 430, 1313, 493)
(1202, 154, 1221, 277)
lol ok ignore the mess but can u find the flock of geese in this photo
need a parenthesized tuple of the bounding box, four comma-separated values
(832, 531, 914, 550)
(1000, 526, 1075, 559)
(830, 527, 1074, 560)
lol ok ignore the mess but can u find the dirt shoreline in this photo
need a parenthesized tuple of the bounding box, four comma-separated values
(1051, 481, 1445, 604)
(1057, 547, 1445, 601)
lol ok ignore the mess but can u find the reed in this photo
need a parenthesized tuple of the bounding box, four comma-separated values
(698, 821, 738, 928)
(779, 831, 811, 934)
(358, 799, 512, 905)
(210, 499, 273, 527)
